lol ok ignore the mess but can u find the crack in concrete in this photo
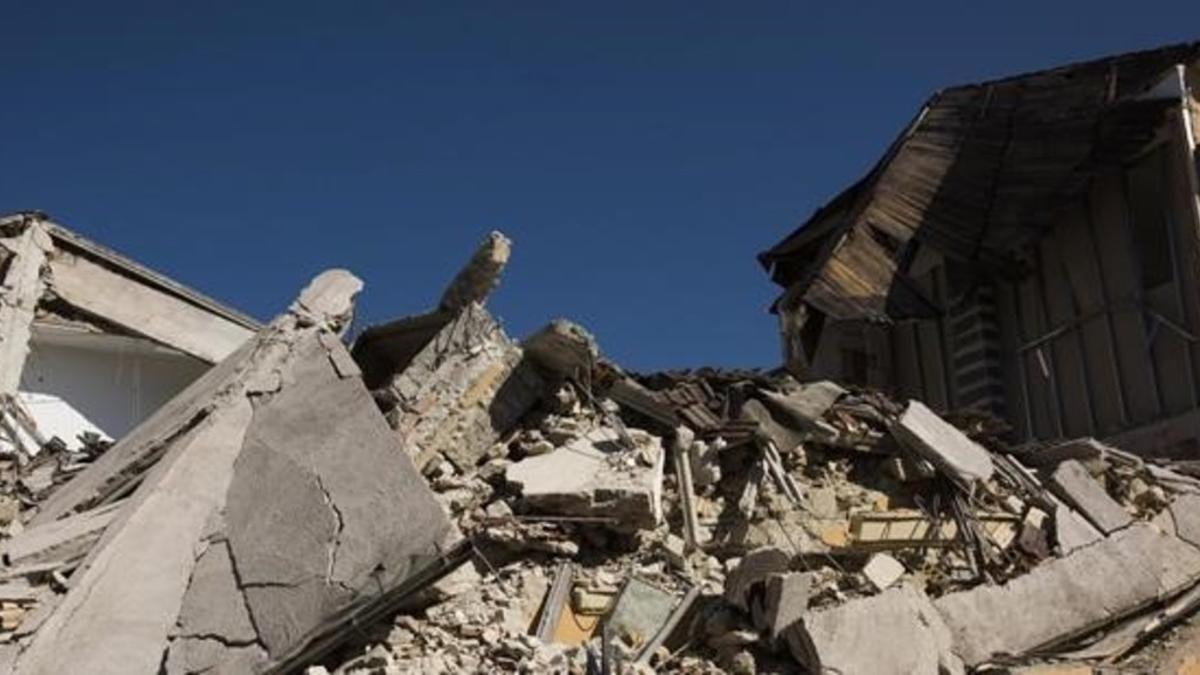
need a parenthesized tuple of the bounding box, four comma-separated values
(222, 539, 267, 645)
(238, 580, 303, 589)
(314, 472, 345, 586)
(170, 633, 260, 648)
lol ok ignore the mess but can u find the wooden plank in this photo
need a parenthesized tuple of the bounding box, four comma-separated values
(1016, 267, 1061, 439)
(1166, 107, 1200, 400)
(1037, 233, 1095, 437)
(1088, 170, 1162, 425)
(1058, 202, 1127, 433)
(912, 271, 948, 410)
(934, 268, 958, 408)
(994, 282, 1030, 440)
(917, 319, 949, 411)
(893, 322, 924, 402)
(1106, 407, 1200, 459)
(1125, 147, 1194, 417)
(865, 323, 893, 390)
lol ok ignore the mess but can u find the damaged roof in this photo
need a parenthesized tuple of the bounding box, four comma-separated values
(2, 211, 261, 363)
(760, 41, 1200, 321)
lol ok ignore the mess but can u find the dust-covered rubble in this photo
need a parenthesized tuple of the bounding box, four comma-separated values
(2, 230, 1200, 674)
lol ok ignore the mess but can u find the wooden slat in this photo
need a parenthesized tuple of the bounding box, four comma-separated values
(917, 318, 949, 411)
(1015, 272, 1060, 439)
(893, 322, 924, 401)
(935, 268, 959, 408)
(1088, 170, 1162, 425)
(911, 270, 949, 411)
(1038, 233, 1095, 437)
(995, 282, 1031, 440)
(1165, 108, 1200, 401)
(1057, 202, 1127, 433)
(1126, 147, 1194, 417)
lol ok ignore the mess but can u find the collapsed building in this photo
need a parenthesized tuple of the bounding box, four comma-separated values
(4, 41, 1200, 675)
(1, 212, 259, 455)
(760, 42, 1200, 456)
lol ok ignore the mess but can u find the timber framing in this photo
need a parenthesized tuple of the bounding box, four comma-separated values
(761, 42, 1200, 453)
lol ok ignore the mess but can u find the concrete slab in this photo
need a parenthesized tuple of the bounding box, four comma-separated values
(758, 381, 845, 429)
(13, 271, 452, 674)
(893, 400, 994, 487)
(786, 585, 963, 675)
(755, 572, 811, 642)
(741, 399, 807, 455)
(1170, 494, 1200, 548)
(934, 524, 1200, 667)
(724, 546, 791, 613)
(1053, 501, 1104, 553)
(1049, 460, 1132, 534)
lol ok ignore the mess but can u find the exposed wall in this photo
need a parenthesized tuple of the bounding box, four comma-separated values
(990, 123, 1200, 443)
(14, 325, 209, 450)
(786, 112, 1200, 447)
(791, 317, 892, 391)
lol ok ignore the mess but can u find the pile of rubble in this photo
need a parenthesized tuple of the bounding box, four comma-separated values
(2, 232, 1200, 674)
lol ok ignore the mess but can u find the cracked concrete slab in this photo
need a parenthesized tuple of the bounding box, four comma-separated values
(934, 524, 1200, 667)
(1169, 494, 1200, 548)
(13, 270, 451, 675)
(173, 540, 257, 644)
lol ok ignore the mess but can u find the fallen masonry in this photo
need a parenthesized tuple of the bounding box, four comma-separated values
(2, 226, 1200, 674)
(934, 524, 1200, 667)
(12, 271, 452, 674)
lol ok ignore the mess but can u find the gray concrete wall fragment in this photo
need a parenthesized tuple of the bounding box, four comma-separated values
(786, 585, 963, 675)
(1048, 460, 1132, 534)
(47, 248, 254, 364)
(16, 398, 257, 675)
(13, 271, 452, 675)
(892, 400, 994, 487)
(934, 524, 1200, 667)
(1169, 494, 1200, 548)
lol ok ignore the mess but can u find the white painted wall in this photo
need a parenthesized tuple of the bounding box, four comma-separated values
(12, 325, 209, 451)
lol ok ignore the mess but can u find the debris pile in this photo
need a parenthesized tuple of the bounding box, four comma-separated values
(2, 231, 1200, 673)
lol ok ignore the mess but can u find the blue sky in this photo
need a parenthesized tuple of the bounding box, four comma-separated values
(3, 2, 1197, 370)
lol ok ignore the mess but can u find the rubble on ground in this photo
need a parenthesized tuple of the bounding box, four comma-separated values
(3, 231, 1200, 673)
